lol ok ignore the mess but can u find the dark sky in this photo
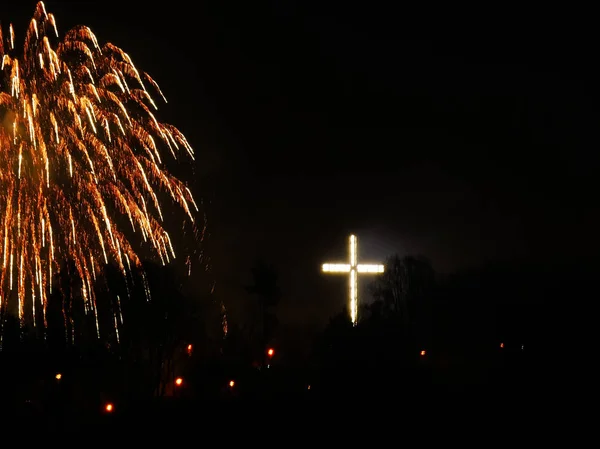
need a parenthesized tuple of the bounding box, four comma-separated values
(3, 1, 599, 350)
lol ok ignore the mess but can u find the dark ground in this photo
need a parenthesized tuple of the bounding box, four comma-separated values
(2, 339, 583, 432)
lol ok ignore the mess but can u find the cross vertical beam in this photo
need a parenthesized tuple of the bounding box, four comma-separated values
(322, 234, 384, 325)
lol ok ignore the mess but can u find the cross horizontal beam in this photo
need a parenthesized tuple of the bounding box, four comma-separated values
(357, 264, 384, 273)
(322, 263, 350, 273)
(322, 263, 384, 273)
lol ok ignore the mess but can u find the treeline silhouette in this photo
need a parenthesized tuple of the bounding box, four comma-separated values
(1, 259, 221, 422)
(1, 254, 594, 425)
(310, 255, 595, 402)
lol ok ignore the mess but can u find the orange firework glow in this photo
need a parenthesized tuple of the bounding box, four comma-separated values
(0, 2, 197, 332)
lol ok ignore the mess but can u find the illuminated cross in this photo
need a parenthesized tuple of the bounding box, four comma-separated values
(322, 234, 384, 325)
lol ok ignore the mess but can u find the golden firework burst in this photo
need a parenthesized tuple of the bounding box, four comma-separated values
(0, 2, 197, 334)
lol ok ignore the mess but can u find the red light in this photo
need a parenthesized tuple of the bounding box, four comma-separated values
(187, 344, 192, 353)
(267, 348, 274, 357)
(175, 377, 183, 386)
(105, 403, 113, 413)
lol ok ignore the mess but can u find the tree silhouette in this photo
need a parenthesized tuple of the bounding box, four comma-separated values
(111, 261, 212, 398)
(245, 260, 281, 362)
(369, 254, 435, 333)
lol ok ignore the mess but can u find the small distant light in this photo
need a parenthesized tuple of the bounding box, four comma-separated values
(500, 343, 504, 348)
(521, 345, 524, 351)
(307, 385, 311, 390)
(175, 377, 183, 386)
(105, 403, 113, 413)
(420, 350, 426, 356)
(267, 348, 274, 357)
(229, 380, 235, 388)
(187, 344, 192, 353)
(55, 373, 62, 380)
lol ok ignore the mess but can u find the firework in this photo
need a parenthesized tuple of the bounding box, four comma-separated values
(0, 2, 197, 334)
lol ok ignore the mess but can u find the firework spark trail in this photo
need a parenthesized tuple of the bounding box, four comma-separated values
(0, 2, 198, 335)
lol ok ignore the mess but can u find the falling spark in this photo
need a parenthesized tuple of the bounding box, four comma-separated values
(0, 2, 197, 334)
(221, 299, 228, 338)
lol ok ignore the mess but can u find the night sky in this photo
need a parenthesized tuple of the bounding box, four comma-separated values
(2, 2, 598, 351)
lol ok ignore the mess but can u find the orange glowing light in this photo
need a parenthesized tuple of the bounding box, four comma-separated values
(229, 380, 235, 388)
(175, 377, 183, 386)
(500, 342, 504, 348)
(55, 373, 62, 380)
(267, 348, 274, 357)
(307, 385, 311, 390)
(187, 344, 193, 352)
(420, 350, 426, 356)
(105, 403, 113, 413)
